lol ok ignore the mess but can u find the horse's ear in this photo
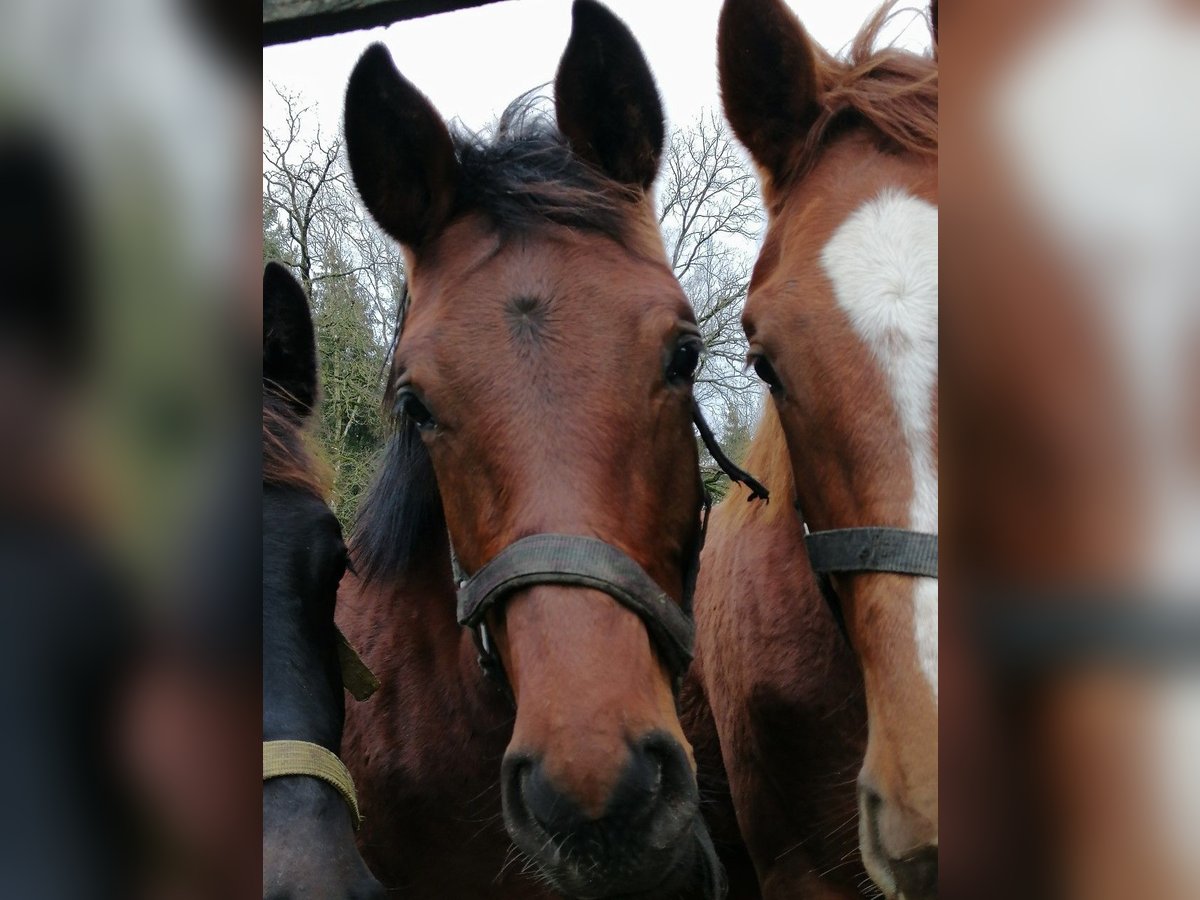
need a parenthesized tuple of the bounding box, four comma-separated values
(718, 0, 821, 179)
(931, 0, 938, 58)
(263, 262, 318, 419)
(554, 0, 664, 190)
(343, 43, 459, 249)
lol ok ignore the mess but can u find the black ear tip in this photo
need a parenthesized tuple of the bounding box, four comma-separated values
(360, 41, 393, 70)
(263, 260, 290, 290)
(358, 42, 394, 68)
(350, 43, 384, 78)
(263, 262, 308, 321)
(571, 0, 605, 21)
(570, 0, 627, 36)
(347, 42, 399, 99)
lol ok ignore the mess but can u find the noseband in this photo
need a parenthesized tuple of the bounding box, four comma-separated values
(454, 401, 768, 703)
(796, 499, 939, 643)
(456, 534, 696, 696)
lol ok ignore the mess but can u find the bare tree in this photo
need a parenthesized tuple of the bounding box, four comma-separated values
(658, 110, 763, 422)
(262, 84, 367, 296)
(262, 87, 405, 522)
(657, 110, 766, 485)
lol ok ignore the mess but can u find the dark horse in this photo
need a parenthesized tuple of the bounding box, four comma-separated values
(337, 2, 739, 897)
(262, 262, 385, 899)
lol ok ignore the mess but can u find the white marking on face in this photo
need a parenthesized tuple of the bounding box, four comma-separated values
(820, 189, 939, 701)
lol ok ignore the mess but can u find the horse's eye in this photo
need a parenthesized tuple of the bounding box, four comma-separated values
(399, 391, 436, 429)
(667, 337, 702, 384)
(751, 354, 782, 392)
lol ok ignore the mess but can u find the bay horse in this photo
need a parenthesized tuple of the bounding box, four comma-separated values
(701, 1, 939, 897)
(262, 262, 385, 899)
(336, 2, 755, 897)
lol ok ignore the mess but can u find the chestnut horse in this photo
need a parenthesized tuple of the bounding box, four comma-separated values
(700, 1, 938, 898)
(336, 2, 751, 897)
(262, 262, 385, 899)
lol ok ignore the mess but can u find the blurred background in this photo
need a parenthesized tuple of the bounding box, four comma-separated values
(1, 0, 258, 897)
(940, 1, 1199, 898)
(0, 0, 1195, 897)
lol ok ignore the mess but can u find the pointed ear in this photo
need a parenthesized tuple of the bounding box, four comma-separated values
(931, 0, 938, 57)
(718, 0, 821, 179)
(263, 262, 318, 419)
(554, 0, 664, 190)
(343, 43, 459, 249)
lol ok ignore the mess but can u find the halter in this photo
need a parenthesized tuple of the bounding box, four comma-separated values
(262, 629, 378, 828)
(390, 282, 769, 703)
(263, 740, 362, 829)
(454, 401, 768, 704)
(795, 498, 939, 643)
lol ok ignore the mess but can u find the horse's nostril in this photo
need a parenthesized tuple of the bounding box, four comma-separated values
(858, 781, 883, 816)
(502, 735, 695, 841)
(517, 758, 589, 835)
(891, 845, 938, 899)
(606, 739, 667, 824)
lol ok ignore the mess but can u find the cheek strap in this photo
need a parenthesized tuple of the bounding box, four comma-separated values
(335, 627, 380, 701)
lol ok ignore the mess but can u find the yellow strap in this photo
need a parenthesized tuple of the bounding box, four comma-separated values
(263, 740, 362, 829)
(336, 627, 380, 701)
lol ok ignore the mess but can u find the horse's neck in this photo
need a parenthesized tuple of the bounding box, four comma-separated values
(340, 535, 503, 715)
(698, 497, 863, 729)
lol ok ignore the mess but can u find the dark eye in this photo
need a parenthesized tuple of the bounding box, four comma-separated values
(666, 337, 703, 384)
(398, 391, 436, 429)
(750, 354, 782, 392)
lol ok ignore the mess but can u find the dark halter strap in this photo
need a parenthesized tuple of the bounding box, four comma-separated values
(457, 534, 696, 680)
(805, 528, 939, 579)
(454, 405, 762, 705)
(796, 499, 939, 643)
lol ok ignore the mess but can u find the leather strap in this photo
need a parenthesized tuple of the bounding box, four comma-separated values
(263, 740, 362, 829)
(457, 534, 695, 679)
(335, 627, 379, 701)
(805, 527, 938, 578)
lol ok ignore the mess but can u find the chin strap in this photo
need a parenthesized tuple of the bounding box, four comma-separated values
(692, 399, 770, 502)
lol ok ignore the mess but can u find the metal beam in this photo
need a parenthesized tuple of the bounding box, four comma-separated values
(264, 0, 511, 46)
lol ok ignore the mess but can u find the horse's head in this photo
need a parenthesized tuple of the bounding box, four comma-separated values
(262, 263, 384, 900)
(343, 3, 720, 897)
(719, 1, 938, 896)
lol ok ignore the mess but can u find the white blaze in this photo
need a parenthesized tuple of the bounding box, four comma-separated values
(820, 189, 939, 701)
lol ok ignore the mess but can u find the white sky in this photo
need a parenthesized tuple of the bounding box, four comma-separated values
(263, 0, 932, 141)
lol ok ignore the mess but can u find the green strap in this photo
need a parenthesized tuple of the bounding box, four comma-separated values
(336, 627, 380, 701)
(263, 740, 362, 829)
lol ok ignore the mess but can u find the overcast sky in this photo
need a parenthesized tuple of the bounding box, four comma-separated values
(263, 0, 932, 144)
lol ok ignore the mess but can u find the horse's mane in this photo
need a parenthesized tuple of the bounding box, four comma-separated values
(349, 90, 654, 584)
(449, 91, 642, 245)
(350, 415, 447, 583)
(793, 1, 938, 184)
(262, 392, 331, 498)
(724, 401, 795, 528)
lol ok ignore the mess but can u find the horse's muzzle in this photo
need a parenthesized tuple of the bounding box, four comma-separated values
(500, 732, 725, 898)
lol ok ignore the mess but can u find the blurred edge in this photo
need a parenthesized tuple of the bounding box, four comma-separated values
(941, 1, 1200, 899)
(1, 0, 260, 897)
